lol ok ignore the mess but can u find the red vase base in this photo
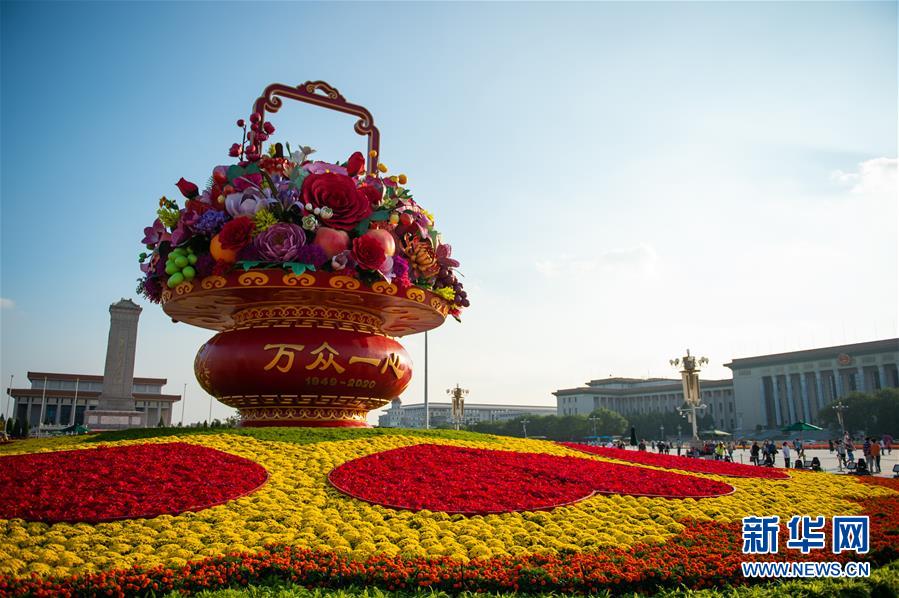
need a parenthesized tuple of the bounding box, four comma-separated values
(236, 406, 371, 428)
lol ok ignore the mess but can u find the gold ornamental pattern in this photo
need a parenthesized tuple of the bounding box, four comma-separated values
(232, 305, 385, 335)
(162, 269, 450, 336)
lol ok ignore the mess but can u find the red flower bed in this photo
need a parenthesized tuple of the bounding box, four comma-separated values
(0, 442, 267, 523)
(561, 444, 790, 479)
(328, 444, 733, 514)
(3, 505, 894, 598)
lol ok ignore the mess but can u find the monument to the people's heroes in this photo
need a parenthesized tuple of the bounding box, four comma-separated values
(85, 299, 146, 429)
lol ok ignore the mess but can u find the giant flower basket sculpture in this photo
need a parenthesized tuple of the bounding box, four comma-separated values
(138, 82, 467, 427)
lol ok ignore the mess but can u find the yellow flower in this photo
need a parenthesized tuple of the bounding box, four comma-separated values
(253, 209, 278, 233)
(1, 431, 894, 581)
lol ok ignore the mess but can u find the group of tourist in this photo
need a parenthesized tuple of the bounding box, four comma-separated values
(831, 433, 889, 474)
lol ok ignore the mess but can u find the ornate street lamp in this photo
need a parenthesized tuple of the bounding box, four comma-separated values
(671, 349, 709, 442)
(832, 401, 848, 438)
(589, 415, 600, 439)
(521, 418, 530, 439)
(446, 383, 469, 430)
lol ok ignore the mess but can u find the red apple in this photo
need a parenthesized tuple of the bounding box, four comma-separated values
(314, 227, 350, 259)
(365, 228, 396, 257)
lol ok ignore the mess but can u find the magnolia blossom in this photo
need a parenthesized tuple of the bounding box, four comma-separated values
(225, 189, 274, 218)
(304, 161, 348, 176)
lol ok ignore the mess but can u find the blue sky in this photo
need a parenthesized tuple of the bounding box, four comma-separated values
(1, 1, 896, 424)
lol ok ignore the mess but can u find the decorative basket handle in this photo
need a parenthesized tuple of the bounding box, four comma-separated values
(253, 81, 380, 174)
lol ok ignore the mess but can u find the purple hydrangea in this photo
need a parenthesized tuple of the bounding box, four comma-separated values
(236, 244, 262, 262)
(392, 255, 410, 278)
(194, 210, 227, 237)
(295, 244, 328, 267)
(194, 254, 216, 278)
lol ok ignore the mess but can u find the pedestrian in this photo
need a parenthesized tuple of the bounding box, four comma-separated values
(863, 437, 872, 462)
(639, 439, 646, 452)
(846, 438, 855, 463)
(870, 440, 881, 473)
(676, 443, 682, 456)
(884, 435, 893, 455)
(727, 441, 735, 462)
(836, 440, 846, 470)
(714, 442, 725, 461)
(781, 442, 791, 468)
(828, 439, 834, 453)
(750, 441, 760, 466)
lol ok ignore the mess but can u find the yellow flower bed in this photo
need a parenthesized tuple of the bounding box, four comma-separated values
(0, 433, 893, 578)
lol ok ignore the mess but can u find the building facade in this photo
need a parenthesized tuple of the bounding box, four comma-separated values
(725, 338, 899, 431)
(552, 338, 899, 434)
(554, 377, 736, 430)
(379, 399, 556, 429)
(8, 372, 181, 430)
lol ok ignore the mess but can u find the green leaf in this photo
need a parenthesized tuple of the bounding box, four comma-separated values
(369, 210, 390, 221)
(355, 218, 371, 236)
(226, 165, 245, 182)
(237, 260, 262, 271)
(284, 262, 316, 276)
(290, 166, 309, 189)
(244, 163, 261, 175)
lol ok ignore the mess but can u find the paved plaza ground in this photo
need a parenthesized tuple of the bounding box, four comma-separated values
(627, 445, 899, 477)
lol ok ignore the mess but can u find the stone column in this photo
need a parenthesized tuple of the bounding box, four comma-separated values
(783, 375, 796, 422)
(799, 372, 814, 423)
(86, 299, 146, 430)
(771, 377, 782, 426)
(833, 369, 844, 398)
(878, 365, 887, 391)
(856, 366, 865, 393)
(814, 371, 824, 408)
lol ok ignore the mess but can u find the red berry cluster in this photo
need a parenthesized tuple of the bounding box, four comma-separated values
(228, 113, 276, 162)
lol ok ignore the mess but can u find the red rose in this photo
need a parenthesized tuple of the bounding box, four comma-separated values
(352, 234, 387, 271)
(358, 183, 383, 206)
(301, 173, 371, 231)
(218, 216, 254, 250)
(176, 177, 199, 199)
(345, 151, 365, 176)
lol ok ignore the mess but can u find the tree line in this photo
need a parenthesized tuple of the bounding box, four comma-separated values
(815, 388, 898, 437)
(466, 407, 715, 442)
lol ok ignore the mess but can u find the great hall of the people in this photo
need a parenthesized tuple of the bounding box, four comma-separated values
(554, 338, 899, 433)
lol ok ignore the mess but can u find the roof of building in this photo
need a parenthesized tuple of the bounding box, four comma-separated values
(554, 378, 732, 397)
(390, 402, 556, 411)
(26, 372, 167, 385)
(8, 388, 180, 402)
(724, 338, 899, 369)
(111, 298, 142, 310)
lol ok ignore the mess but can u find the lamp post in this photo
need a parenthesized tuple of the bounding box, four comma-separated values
(671, 349, 709, 443)
(446, 383, 468, 431)
(660, 424, 665, 441)
(676, 424, 682, 455)
(832, 401, 848, 438)
(589, 415, 600, 439)
(180, 383, 187, 427)
(6, 374, 13, 422)
(521, 419, 530, 439)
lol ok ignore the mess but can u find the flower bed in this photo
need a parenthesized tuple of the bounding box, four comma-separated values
(328, 444, 734, 513)
(561, 444, 790, 479)
(0, 442, 267, 523)
(0, 430, 895, 594)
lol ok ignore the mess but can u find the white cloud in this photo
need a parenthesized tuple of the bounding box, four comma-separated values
(0, 298, 13, 309)
(831, 157, 897, 195)
(535, 244, 658, 278)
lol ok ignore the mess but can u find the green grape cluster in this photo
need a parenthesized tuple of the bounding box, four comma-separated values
(165, 247, 198, 288)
